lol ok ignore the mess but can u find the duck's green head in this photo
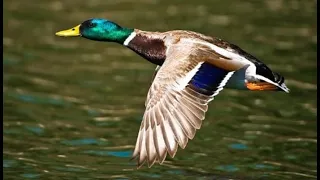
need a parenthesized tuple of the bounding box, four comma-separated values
(55, 18, 134, 44)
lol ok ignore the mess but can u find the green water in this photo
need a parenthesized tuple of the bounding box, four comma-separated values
(3, 1, 317, 179)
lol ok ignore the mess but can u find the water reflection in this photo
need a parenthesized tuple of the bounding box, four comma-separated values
(83, 150, 132, 158)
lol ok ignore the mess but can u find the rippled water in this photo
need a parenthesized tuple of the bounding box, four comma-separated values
(4, 0, 317, 179)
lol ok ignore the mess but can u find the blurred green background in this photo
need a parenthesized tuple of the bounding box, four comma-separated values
(3, 0, 316, 179)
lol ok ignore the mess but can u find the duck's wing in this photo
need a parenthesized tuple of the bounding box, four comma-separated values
(151, 65, 161, 83)
(133, 43, 235, 168)
(145, 65, 161, 107)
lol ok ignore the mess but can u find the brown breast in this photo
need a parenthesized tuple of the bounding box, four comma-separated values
(127, 33, 167, 65)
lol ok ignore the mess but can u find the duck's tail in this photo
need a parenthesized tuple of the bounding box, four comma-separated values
(272, 71, 290, 93)
(225, 65, 290, 93)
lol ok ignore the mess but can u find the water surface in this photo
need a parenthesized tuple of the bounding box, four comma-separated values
(4, 0, 316, 179)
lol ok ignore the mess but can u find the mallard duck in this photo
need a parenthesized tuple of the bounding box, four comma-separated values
(56, 18, 289, 168)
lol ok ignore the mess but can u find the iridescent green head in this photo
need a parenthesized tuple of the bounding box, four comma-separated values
(55, 18, 134, 44)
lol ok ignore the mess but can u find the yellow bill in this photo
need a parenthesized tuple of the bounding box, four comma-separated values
(55, 25, 81, 37)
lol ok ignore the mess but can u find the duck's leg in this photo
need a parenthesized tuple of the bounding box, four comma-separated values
(225, 64, 289, 92)
(245, 82, 278, 91)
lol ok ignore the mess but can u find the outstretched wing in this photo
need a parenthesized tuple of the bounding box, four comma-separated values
(133, 44, 235, 168)
(145, 65, 161, 107)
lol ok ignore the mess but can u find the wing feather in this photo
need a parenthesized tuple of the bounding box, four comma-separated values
(134, 43, 234, 168)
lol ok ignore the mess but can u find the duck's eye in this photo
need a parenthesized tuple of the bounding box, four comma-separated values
(72, 28, 75, 31)
(88, 23, 95, 28)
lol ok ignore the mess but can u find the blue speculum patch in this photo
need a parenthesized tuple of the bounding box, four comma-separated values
(189, 63, 228, 94)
